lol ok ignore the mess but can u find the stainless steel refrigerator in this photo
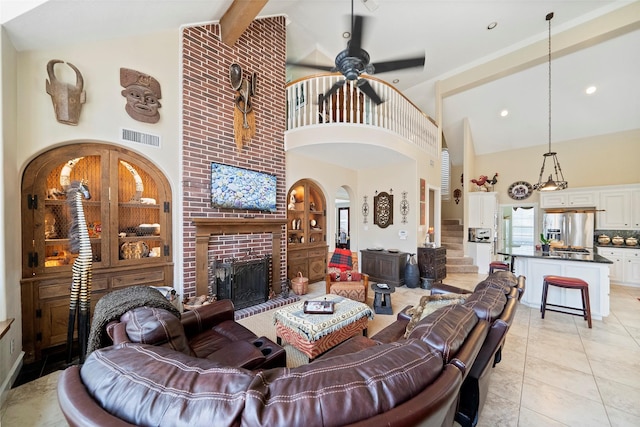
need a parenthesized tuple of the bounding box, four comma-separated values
(543, 211, 595, 248)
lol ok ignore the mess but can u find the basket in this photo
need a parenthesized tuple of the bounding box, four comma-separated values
(291, 272, 309, 295)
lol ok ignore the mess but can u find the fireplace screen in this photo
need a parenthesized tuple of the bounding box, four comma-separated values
(213, 255, 271, 309)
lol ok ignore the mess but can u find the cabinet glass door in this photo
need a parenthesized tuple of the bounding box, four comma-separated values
(43, 155, 106, 271)
(115, 157, 163, 263)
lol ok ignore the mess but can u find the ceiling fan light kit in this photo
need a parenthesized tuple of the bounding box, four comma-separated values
(288, 0, 425, 106)
(534, 12, 568, 192)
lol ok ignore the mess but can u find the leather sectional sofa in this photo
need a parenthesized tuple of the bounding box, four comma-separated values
(57, 272, 524, 427)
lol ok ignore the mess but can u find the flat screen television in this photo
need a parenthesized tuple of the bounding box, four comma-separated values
(210, 162, 277, 213)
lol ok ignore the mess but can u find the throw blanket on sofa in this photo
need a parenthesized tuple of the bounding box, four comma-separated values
(86, 286, 181, 356)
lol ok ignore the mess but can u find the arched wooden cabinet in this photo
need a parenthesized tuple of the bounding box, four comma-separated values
(20, 143, 173, 363)
(286, 179, 327, 283)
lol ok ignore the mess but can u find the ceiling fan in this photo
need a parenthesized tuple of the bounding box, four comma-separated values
(287, 0, 425, 105)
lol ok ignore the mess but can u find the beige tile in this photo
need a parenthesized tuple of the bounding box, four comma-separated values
(590, 358, 640, 390)
(517, 407, 569, 427)
(582, 339, 640, 365)
(606, 406, 640, 427)
(477, 390, 520, 427)
(523, 355, 600, 401)
(489, 364, 524, 404)
(2, 371, 66, 427)
(521, 377, 609, 427)
(595, 376, 640, 418)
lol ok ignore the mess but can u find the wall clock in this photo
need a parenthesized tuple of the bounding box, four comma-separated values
(508, 181, 533, 200)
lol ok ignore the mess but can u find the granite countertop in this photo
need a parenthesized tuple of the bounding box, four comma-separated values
(498, 247, 613, 264)
(596, 244, 640, 250)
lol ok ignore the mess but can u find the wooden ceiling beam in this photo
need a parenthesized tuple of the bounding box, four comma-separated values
(220, 0, 269, 47)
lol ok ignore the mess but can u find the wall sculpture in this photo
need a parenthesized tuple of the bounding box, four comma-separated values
(45, 59, 86, 125)
(120, 68, 162, 123)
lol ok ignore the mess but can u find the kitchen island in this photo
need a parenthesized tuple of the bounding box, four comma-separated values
(498, 247, 612, 320)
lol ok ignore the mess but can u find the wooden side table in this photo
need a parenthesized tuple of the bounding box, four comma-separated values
(371, 283, 395, 315)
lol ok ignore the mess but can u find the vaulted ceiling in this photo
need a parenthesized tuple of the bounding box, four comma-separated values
(2, 0, 638, 166)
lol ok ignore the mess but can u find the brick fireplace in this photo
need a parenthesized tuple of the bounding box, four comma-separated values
(181, 17, 287, 298)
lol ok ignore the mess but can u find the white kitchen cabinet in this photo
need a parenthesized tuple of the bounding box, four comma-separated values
(598, 190, 632, 229)
(468, 192, 498, 228)
(468, 242, 493, 274)
(540, 190, 596, 209)
(598, 247, 640, 286)
(632, 189, 640, 229)
(598, 247, 625, 283)
(624, 250, 640, 285)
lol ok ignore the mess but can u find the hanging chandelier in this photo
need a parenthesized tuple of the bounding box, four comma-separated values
(534, 12, 568, 192)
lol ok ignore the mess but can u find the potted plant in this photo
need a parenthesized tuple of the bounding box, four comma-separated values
(540, 234, 551, 253)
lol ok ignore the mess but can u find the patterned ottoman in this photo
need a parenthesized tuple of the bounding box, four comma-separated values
(273, 294, 374, 361)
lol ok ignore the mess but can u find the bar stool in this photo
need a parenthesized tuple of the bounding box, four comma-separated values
(541, 275, 592, 328)
(489, 261, 510, 274)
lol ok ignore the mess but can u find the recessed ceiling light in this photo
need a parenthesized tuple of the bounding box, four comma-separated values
(487, 22, 498, 30)
(585, 86, 597, 95)
(392, 79, 400, 84)
(500, 109, 509, 117)
(343, 31, 351, 39)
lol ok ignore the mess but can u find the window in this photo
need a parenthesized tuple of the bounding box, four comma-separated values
(441, 149, 450, 200)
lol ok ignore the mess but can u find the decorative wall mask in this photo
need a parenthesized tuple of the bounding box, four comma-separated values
(374, 190, 393, 228)
(453, 188, 462, 204)
(45, 59, 86, 125)
(120, 68, 162, 123)
(229, 63, 257, 150)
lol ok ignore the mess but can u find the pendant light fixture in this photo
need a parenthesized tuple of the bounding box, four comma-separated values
(534, 12, 568, 192)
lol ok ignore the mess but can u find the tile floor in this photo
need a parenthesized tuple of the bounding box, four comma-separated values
(2, 273, 639, 427)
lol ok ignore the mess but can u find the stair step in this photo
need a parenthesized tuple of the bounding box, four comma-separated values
(442, 243, 464, 251)
(441, 236, 463, 244)
(446, 256, 475, 266)
(447, 264, 480, 273)
(441, 224, 463, 231)
(446, 249, 464, 258)
(442, 219, 461, 225)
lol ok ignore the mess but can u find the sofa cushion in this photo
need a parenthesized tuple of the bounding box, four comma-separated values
(474, 278, 512, 295)
(81, 344, 254, 427)
(463, 286, 507, 322)
(404, 293, 467, 338)
(407, 304, 478, 362)
(328, 248, 353, 271)
(120, 307, 192, 356)
(242, 339, 444, 426)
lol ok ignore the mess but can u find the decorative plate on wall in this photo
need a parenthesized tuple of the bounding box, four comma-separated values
(508, 181, 533, 200)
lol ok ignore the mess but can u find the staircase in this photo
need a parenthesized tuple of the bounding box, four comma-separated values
(441, 219, 478, 274)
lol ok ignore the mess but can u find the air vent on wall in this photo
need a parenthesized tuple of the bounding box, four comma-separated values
(120, 128, 161, 148)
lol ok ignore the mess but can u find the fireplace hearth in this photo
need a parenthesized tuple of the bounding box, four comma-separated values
(213, 255, 271, 309)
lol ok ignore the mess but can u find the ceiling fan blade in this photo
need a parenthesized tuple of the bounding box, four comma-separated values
(286, 61, 335, 72)
(319, 80, 346, 104)
(356, 79, 383, 105)
(370, 56, 425, 74)
(347, 15, 364, 56)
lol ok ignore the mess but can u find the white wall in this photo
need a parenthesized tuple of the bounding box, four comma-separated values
(1, 25, 22, 405)
(15, 28, 184, 287)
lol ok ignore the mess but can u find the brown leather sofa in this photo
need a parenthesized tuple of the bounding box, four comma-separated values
(106, 300, 286, 370)
(57, 273, 523, 427)
(319, 271, 525, 427)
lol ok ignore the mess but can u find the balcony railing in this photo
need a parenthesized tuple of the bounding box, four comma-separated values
(286, 74, 439, 157)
